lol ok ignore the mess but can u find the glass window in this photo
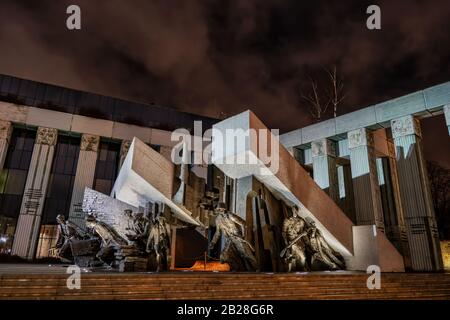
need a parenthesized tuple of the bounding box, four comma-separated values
(0, 128, 36, 255)
(93, 139, 120, 195)
(41, 135, 80, 225)
(0, 75, 12, 96)
(36, 134, 80, 259)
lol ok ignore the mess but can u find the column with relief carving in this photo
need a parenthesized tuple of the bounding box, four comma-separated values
(347, 128, 384, 230)
(311, 138, 339, 204)
(0, 120, 13, 170)
(391, 115, 443, 271)
(68, 134, 100, 228)
(12, 127, 58, 259)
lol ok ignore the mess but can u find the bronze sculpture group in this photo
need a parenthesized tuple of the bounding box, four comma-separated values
(281, 206, 345, 271)
(55, 203, 171, 271)
(55, 201, 345, 272)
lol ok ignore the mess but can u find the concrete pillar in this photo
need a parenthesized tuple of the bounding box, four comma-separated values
(68, 134, 100, 228)
(118, 139, 131, 170)
(347, 128, 384, 230)
(311, 139, 339, 203)
(0, 120, 13, 170)
(444, 104, 450, 135)
(391, 115, 443, 271)
(386, 140, 411, 268)
(12, 127, 58, 259)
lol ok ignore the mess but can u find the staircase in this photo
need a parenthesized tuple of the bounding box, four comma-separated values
(1, 271, 450, 299)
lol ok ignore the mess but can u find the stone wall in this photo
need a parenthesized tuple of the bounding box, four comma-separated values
(82, 187, 138, 241)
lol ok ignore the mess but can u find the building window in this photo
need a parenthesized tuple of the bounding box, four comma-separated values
(93, 139, 120, 195)
(36, 134, 80, 258)
(0, 128, 35, 255)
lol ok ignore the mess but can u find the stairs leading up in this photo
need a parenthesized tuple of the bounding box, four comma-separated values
(1, 271, 449, 300)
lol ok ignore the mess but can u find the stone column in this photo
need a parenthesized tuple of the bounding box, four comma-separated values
(12, 127, 58, 259)
(444, 104, 450, 135)
(118, 139, 131, 170)
(386, 140, 411, 268)
(391, 115, 443, 271)
(68, 134, 100, 228)
(311, 139, 339, 203)
(0, 120, 13, 170)
(347, 128, 384, 230)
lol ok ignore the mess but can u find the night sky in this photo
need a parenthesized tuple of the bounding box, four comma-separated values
(0, 1, 449, 166)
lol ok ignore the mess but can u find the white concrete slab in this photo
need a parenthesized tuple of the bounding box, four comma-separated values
(111, 137, 200, 226)
(212, 110, 354, 256)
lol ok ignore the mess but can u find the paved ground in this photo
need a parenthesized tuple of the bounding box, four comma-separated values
(0, 263, 362, 275)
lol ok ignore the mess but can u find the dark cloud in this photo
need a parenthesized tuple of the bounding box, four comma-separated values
(0, 0, 449, 166)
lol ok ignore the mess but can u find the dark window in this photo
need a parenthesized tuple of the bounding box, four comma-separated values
(0, 128, 36, 254)
(36, 135, 80, 259)
(0, 74, 217, 132)
(93, 140, 120, 195)
(41, 135, 80, 225)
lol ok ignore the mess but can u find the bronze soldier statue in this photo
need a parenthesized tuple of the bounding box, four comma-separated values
(305, 217, 345, 270)
(280, 205, 309, 272)
(85, 215, 128, 265)
(145, 204, 171, 272)
(209, 202, 258, 271)
(124, 209, 149, 251)
(55, 214, 86, 262)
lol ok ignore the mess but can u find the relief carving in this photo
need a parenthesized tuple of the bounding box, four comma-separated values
(391, 115, 421, 139)
(348, 128, 373, 149)
(36, 127, 58, 146)
(120, 140, 132, 158)
(311, 139, 336, 157)
(81, 134, 100, 152)
(0, 120, 12, 141)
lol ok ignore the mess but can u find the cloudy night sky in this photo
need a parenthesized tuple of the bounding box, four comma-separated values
(0, 0, 449, 166)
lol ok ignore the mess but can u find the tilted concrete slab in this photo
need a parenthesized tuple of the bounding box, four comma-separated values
(212, 110, 405, 271)
(111, 137, 201, 226)
(212, 110, 354, 256)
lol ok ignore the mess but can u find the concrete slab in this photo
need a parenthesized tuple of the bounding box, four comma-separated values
(336, 106, 377, 133)
(375, 91, 426, 124)
(112, 122, 152, 143)
(26, 107, 72, 131)
(71, 115, 114, 137)
(0, 102, 28, 123)
(111, 137, 200, 226)
(301, 118, 336, 144)
(347, 225, 405, 272)
(212, 110, 354, 256)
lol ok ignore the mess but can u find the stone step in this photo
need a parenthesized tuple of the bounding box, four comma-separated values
(1, 273, 449, 299)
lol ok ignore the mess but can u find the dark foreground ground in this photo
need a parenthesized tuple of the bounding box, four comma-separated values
(0, 264, 449, 300)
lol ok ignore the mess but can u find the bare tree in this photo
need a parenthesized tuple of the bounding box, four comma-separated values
(301, 78, 330, 122)
(300, 66, 346, 122)
(327, 66, 346, 118)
